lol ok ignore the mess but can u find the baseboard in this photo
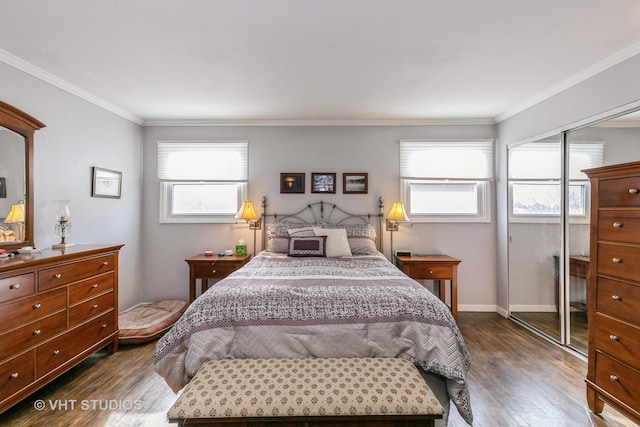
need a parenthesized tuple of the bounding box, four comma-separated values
(458, 304, 498, 312)
(509, 304, 556, 313)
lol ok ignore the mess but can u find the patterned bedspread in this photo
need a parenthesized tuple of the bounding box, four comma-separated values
(154, 252, 473, 424)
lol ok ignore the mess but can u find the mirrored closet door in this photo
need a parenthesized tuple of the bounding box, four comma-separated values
(508, 108, 640, 354)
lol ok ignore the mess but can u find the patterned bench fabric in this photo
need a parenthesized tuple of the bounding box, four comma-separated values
(168, 358, 443, 420)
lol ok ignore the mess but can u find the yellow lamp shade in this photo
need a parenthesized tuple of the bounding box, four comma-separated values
(387, 202, 409, 222)
(235, 201, 258, 222)
(4, 203, 25, 224)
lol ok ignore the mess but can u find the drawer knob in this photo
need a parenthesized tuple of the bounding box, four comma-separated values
(609, 374, 619, 382)
(10, 372, 18, 379)
(629, 188, 639, 194)
(92, 284, 99, 288)
(612, 222, 623, 228)
(212, 270, 217, 274)
(609, 334, 618, 341)
(92, 304, 98, 309)
(211, 261, 216, 266)
(9, 284, 20, 290)
(428, 270, 433, 274)
(33, 303, 41, 309)
(53, 350, 60, 355)
(102, 261, 109, 266)
(612, 295, 621, 301)
(612, 257, 622, 263)
(101, 324, 108, 328)
(33, 329, 41, 335)
(54, 273, 62, 279)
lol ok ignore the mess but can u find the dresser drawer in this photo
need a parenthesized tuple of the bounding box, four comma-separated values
(597, 243, 640, 281)
(0, 288, 67, 334)
(69, 290, 114, 326)
(593, 313, 640, 369)
(0, 273, 35, 303)
(595, 352, 640, 411)
(598, 210, 640, 244)
(0, 350, 35, 402)
(192, 262, 238, 279)
(596, 277, 640, 324)
(599, 176, 640, 207)
(0, 311, 67, 362)
(37, 310, 115, 376)
(402, 263, 453, 280)
(38, 254, 115, 291)
(68, 273, 114, 305)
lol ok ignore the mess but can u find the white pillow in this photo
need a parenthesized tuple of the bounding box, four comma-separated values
(313, 228, 352, 257)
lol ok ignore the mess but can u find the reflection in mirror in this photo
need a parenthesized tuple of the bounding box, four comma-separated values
(508, 107, 640, 356)
(0, 127, 26, 244)
(0, 100, 45, 252)
(566, 108, 640, 354)
(508, 135, 563, 343)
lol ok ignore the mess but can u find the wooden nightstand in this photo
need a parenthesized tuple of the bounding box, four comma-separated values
(185, 254, 251, 302)
(395, 255, 461, 321)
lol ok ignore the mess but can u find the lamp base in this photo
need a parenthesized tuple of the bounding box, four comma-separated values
(52, 242, 75, 249)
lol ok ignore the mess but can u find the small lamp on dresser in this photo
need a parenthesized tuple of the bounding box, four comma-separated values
(235, 200, 262, 257)
(387, 201, 409, 262)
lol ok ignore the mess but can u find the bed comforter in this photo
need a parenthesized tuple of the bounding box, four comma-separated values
(154, 252, 473, 424)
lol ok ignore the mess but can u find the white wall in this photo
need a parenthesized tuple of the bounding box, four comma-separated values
(142, 125, 498, 310)
(0, 62, 144, 311)
(496, 54, 640, 314)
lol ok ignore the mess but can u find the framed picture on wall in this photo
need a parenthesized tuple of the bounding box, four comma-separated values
(280, 173, 305, 193)
(343, 173, 368, 194)
(92, 167, 122, 198)
(311, 173, 336, 193)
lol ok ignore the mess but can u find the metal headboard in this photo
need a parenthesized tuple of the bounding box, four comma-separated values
(260, 196, 385, 252)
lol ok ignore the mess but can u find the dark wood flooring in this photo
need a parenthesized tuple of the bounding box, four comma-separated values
(1, 313, 635, 426)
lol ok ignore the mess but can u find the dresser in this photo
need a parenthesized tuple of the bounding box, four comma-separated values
(584, 161, 640, 424)
(0, 244, 123, 413)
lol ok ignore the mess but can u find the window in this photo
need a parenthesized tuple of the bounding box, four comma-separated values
(508, 141, 603, 220)
(400, 140, 494, 222)
(157, 140, 248, 223)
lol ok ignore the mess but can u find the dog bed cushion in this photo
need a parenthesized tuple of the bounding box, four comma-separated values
(119, 300, 187, 345)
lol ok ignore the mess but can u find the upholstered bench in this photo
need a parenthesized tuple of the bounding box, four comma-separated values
(167, 357, 443, 426)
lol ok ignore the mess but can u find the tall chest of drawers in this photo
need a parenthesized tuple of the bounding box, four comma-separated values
(0, 244, 123, 413)
(584, 161, 640, 424)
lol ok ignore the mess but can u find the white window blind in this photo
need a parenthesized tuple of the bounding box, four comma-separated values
(509, 141, 604, 180)
(400, 140, 494, 180)
(157, 140, 248, 182)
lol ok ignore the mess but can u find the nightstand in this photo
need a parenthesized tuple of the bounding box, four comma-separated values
(395, 255, 461, 321)
(185, 254, 251, 302)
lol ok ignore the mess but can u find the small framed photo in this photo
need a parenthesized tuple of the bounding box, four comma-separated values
(343, 173, 368, 194)
(92, 167, 122, 198)
(0, 177, 5, 198)
(311, 173, 336, 194)
(280, 173, 305, 193)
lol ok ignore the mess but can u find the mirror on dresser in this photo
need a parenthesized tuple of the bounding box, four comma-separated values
(0, 100, 45, 252)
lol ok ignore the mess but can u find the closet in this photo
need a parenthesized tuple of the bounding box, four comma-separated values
(507, 108, 640, 354)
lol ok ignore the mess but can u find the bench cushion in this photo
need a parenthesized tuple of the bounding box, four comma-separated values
(168, 357, 443, 420)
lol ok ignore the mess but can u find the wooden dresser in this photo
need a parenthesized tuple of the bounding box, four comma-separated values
(584, 161, 640, 424)
(0, 244, 123, 413)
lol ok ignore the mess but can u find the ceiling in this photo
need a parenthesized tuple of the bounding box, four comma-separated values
(1, 1, 640, 125)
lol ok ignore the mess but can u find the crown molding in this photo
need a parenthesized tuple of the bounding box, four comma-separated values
(0, 49, 144, 125)
(495, 40, 640, 123)
(143, 117, 495, 127)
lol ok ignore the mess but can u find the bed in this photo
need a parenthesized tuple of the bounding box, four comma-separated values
(154, 198, 473, 425)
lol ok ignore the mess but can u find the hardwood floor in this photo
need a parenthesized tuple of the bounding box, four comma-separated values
(1, 313, 636, 426)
